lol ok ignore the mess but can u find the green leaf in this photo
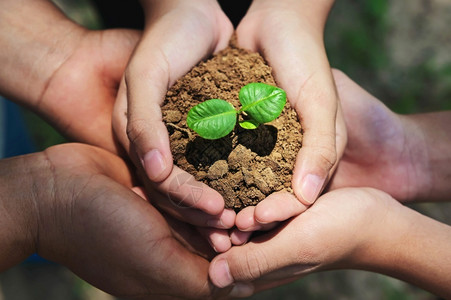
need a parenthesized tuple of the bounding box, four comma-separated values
(186, 99, 237, 139)
(239, 83, 286, 124)
(239, 119, 260, 129)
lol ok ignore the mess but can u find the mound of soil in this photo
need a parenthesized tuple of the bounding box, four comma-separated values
(162, 42, 302, 211)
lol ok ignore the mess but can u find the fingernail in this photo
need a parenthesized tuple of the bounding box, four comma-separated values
(206, 238, 218, 253)
(207, 219, 226, 229)
(230, 230, 252, 246)
(300, 174, 324, 204)
(229, 283, 254, 298)
(211, 258, 233, 288)
(143, 149, 166, 181)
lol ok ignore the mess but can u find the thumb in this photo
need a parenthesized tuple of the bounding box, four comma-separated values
(209, 224, 319, 288)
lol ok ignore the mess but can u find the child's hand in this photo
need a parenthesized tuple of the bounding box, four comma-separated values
(230, 192, 308, 245)
(329, 70, 451, 203)
(236, 0, 347, 206)
(210, 187, 451, 299)
(210, 188, 399, 292)
(113, 0, 233, 183)
(112, 0, 235, 251)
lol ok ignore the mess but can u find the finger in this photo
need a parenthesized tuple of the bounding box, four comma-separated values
(124, 11, 232, 183)
(235, 206, 263, 231)
(197, 227, 232, 253)
(230, 229, 252, 246)
(154, 166, 226, 216)
(150, 187, 235, 229)
(209, 221, 316, 288)
(289, 70, 338, 206)
(162, 213, 215, 260)
(254, 192, 308, 224)
(116, 87, 228, 218)
(238, 17, 339, 206)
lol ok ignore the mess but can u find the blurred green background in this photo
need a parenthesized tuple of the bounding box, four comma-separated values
(1, 0, 450, 299)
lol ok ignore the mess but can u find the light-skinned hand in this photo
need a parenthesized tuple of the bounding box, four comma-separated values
(112, 1, 236, 244)
(236, 0, 347, 206)
(329, 70, 451, 203)
(209, 187, 451, 298)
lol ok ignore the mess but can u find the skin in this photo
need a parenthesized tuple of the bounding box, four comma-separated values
(208, 72, 451, 298)
(111, 0, 236, 248)
(236, 0, 345, 206)
(113, 0, 346, 220)
(113, 0, 233, 183)
(209, 188, 451, 298)
(0, 0, 139, 154)
(329, 71, 451, 203)
(233, 70, 451, 232)
(0, 143, 235, 299)
(0, 0, 235, 250)
(112, 0, 347, 250)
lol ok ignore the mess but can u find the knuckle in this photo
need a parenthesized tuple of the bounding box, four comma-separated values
(314, 144, 338, 171)
(126, 119, 149, 145)
(239, 249, 270, 281)
(303, 130, 338, 173)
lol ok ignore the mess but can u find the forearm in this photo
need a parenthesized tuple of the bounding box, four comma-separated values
(403, 111, 451, 202)
(249, 0, 335, 35)
(138, 0, 220, 25)
(408, 111, 451, 201)
(0, 0, 82, 108)
(354, 203, 451, 298)
(0, 153, 49, 271)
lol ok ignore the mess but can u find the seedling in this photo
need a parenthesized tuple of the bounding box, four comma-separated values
(187, 82, 286, 139)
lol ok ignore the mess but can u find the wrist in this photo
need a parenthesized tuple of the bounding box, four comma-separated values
(0, 152, 51, 270)
(0, 0, 85, 109)
(248, 0, 334, 33)
(139, 0, 219, 22)
(406, 112, 451, 202)
(352, 200, 451, 297)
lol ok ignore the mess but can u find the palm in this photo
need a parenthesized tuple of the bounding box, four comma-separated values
(39, 29, 139, 154)
(39, 144, 222, 299)
(329, 72, 414, 201)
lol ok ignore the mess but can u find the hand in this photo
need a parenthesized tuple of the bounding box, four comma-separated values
(113, 0, 233, 182)
(209, 188, 451, 298)
(236, 0, 347, 205)
(39, 29, 140, 154)
(329, 70, 449, 202)
(0, 143, 232, 299)
(0, 0, 140, 154)
(230, 68, 446, 241)
(112, 0, 236, 246)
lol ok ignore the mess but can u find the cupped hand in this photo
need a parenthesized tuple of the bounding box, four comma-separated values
(113, 0, 233, 182)
(112, 0, 236, 240)
(232, 68, 424, 234)
(209, 188, 403, 293)
(328, 69, 428, 202)
(19, 143, 232, 299)
(236, 0, 347, 206)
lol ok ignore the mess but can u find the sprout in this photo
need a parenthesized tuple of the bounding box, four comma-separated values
(187, 83, 286, 139)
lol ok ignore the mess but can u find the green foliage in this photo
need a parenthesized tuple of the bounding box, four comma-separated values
(187, 83, 286, 139)
(238, 82, 287, 123)
(186, 99, 237, 140)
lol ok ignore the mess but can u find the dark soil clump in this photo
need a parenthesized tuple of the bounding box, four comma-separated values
(162, 43, 302, 211)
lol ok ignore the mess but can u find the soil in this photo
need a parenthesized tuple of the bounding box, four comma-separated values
(162, 41, 302, 211)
